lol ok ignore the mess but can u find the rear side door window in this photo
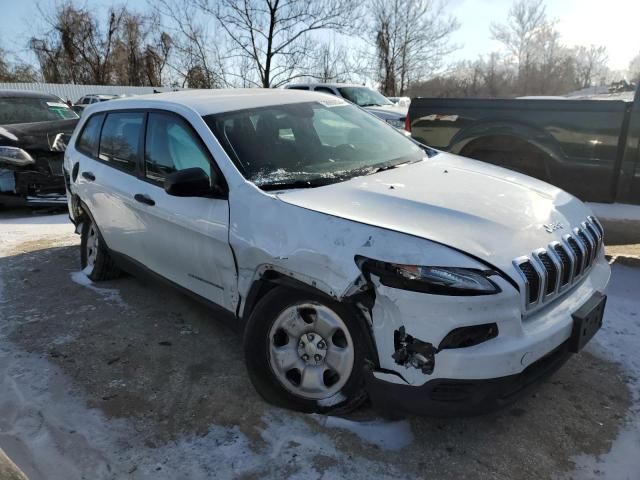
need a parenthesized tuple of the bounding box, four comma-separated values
(144, 112, 212, 183)
(76, 113, 105, 157)
(98, 112, 144, 173)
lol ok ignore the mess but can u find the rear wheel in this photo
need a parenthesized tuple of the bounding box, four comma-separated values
(80, 218, 120, 281)
(244, 286, 369, 414)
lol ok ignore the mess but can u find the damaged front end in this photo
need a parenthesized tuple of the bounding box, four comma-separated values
(0, 125, 74, 207)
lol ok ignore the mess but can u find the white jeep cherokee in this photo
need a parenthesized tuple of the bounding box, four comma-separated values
(64, 89, 610, 415)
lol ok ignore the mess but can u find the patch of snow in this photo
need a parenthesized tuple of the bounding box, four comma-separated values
(566, 262, 640, 479)
(70, 271, 128, 309)
(587, 202, 640, 222)
(312, 414, 413, 451)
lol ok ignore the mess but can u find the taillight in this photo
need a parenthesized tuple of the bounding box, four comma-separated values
(404, 115, 411, 132)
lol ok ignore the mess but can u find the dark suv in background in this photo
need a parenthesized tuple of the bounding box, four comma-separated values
(0, 90, 79, 207)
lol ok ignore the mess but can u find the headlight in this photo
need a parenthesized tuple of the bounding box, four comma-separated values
(385, 118, 405, 129)
(0, 146, 35, 166)
(356, 256, 501, 296)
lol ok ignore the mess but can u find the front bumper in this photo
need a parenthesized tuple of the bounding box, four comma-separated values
(365, 339, 572, 416)
(365, 252, 610, 415)
(0, 168, 66, 206)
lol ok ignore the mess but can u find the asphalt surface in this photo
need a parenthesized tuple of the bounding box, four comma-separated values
(0, 209, 638, 479)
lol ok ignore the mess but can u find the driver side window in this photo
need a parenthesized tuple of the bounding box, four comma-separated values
(144, 112, 212, 184)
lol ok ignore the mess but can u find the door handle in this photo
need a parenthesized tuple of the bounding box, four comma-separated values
(81, 171, 95, 181)
(134, 193, 155, 206)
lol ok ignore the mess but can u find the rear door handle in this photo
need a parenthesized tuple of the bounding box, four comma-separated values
(81, 171, 95, 181)
(134, 193, 155, 206)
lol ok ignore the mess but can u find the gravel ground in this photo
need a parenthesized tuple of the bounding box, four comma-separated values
(0, 211, 638, 479)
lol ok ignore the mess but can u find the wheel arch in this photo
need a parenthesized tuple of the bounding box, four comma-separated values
(240, 268, 380, 366)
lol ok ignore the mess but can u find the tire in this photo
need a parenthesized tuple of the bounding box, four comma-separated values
(80, 217, 120, 281)
(243, 286, 370, 414)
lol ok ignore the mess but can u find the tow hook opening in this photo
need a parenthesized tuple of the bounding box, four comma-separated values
(392, 326, 437, 375)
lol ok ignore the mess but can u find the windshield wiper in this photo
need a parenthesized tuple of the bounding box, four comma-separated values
(359, 103, 384, 107)
(370, 159, 415, 174)
(259, 178, 336, 191)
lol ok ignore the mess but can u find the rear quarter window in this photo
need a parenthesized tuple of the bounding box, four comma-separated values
(76, 114, 105, 157)
(98, 112, 144, 173)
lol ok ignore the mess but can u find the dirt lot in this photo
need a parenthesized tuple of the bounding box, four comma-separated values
(0, 211, 639, 479)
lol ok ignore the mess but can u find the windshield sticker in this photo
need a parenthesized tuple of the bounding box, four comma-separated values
(46, 102, 71, 109)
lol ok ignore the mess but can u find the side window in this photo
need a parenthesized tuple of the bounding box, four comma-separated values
(76, 113, 104, 157)
(287, 86, 309, 90)
(98, 112, 144, 172)
(144, 112, 212, 183)
(315, 87, 336, 96)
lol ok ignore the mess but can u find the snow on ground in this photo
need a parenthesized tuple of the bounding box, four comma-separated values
(0, 214, 410, 479)
(587, 202, 640, 222)
(70, 270, 129, 309)
(567, 262, 640, 479)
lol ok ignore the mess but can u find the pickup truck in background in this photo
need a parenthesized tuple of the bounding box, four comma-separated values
(405, 87, 640, 206)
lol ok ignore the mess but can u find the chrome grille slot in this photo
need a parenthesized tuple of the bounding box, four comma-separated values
(566, 236, 585, 276)
(576, 228, 594, 267)
(513, 217, 603, 311)
(537, 252, 558, 295)
(585, 221, 601, 252)
(517, 260, 540, 304)
(553, 244, 572, 286)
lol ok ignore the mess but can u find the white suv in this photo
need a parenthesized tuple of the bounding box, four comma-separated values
(64, 89, 610, 416)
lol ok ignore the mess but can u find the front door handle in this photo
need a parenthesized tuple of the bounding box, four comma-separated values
(134, 193, 155, 206)
(81, 171, 95, 181)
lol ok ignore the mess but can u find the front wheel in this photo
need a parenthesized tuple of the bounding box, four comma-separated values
(80, 218, 120, 281)
(244, 287, 369, 414)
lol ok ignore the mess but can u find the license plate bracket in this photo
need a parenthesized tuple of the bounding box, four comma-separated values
(569, 291, 607, 353)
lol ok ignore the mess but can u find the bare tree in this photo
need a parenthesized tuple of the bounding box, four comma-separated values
(0, 46, 39, 82)
(30, 2, 123, 84)
(153, 0, 227, 88)
(193, 0, 362, 88)
(573, 45, 608, 89)
(29, 1, 171, 86)
(371, 0, 459, 96)
(491, 0, 547, 94)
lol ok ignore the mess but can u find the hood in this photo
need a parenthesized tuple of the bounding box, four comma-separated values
(0, 119, 78, 152)
(275, 152, 593, 271)
(364, 104, 408, 120)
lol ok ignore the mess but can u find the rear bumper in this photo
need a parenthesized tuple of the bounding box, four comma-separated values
(365, 340, 572, 417)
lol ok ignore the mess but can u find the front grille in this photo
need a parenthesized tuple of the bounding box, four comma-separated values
(513, 217, 603, 310)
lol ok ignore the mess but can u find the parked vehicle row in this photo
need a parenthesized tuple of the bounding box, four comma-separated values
(63, 89, 610, 416)
(405, 87, 640, 205)
(285, 83, 408, 130)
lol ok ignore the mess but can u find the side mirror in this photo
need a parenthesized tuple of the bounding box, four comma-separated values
(164, 167, 215, 197)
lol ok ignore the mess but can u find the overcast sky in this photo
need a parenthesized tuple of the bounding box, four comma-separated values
(2, 0, 638, 72)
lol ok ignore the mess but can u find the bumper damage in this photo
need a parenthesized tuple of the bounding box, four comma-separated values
(361, 253, 611, 416)
(365, 340, 572, 416)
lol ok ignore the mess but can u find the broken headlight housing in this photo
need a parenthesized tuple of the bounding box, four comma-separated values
(356, 256, 501, 295)
(0, 146, 35, 167)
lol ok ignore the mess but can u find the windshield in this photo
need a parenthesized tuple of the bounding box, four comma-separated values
(337, 87, 393, 107)
(0, 97, 79, 124)
(204, 101, 425, 189)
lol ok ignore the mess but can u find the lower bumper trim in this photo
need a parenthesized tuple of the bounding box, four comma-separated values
(365, 340, 571, 417)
